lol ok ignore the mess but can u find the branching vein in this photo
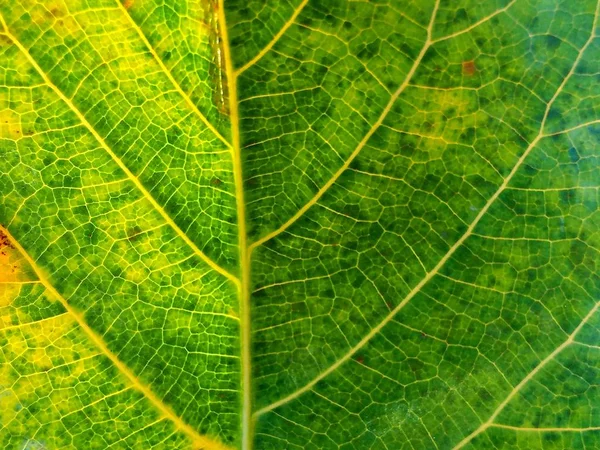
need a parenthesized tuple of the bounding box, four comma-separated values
(0, 14, 239, 286)
(0, 226, 233, 450)
(253, 0, 599, 418)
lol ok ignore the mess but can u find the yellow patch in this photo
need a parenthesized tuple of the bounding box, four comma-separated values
(0, 284, 21, 308)
(0, 230, 36, 283)
(0, 109, 22, 140)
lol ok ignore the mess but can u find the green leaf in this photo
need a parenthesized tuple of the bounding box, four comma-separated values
(1, 0, 599, 449)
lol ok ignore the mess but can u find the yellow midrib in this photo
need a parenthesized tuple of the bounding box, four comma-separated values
(0, 9, 239, 448)
(0, 226, 232, 450)
(215, 2, 253, 450)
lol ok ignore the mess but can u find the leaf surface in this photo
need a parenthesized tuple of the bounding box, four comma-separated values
(1, 0, 599, 449)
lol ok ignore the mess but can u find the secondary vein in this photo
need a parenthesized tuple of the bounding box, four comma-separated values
(114, 0, 232, 148)
(0, 14, 239, 286)
(253, 0, 597, 419)
(235, 0, 310, 76)
(0, 226, 233, 450)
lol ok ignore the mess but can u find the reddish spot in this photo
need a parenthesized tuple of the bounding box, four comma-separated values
(123, 0, 134, 9)
(462, 60, 476, 76)
(355, 355, 364, 365)
(0, 230, 15, 249)
(210, 178, 222, 186)
(386, 301, 394, 310)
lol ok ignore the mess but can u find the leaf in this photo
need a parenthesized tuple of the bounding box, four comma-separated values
(1, 0, 599, 449)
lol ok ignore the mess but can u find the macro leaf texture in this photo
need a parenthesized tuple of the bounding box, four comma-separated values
(0, 0, 599, 448)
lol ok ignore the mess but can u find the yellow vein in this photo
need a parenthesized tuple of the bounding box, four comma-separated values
(545, 118, 600, 137)
(249, 0, 440, 252)
(453, 300, 600, 449)
(0, 312, 68, 332)
(431, 0, 518, 44)
(0, 226, 232, 450)
(113, 0, 231, 148)
(490, 424, 600, 433)
(249, 0, 524, 252)
(0, 17, 238, 286)
(235, 0, 309, 76)
(215, 3, 253, 450)
(254, 0, 598, 417)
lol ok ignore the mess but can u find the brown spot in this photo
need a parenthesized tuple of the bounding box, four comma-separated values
(126, 226, 143, 242)
(0, 230, 15, 250)
(45, 8, 63, 18)
(210, 178, 222, 186)
(462, 60, 476, 76)
(355, 355, 364, 365)
(123, 0, 134, 9)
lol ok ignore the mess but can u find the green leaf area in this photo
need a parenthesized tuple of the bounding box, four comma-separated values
(1, 0, 599, 449)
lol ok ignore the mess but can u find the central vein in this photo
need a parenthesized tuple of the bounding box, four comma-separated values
(215, 2, 253, 449)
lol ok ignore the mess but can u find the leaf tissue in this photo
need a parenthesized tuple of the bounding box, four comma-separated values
(0, 0, 599, 449)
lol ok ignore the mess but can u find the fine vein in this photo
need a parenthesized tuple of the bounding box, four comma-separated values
(453, 300, 600, 449)
(235, 0, 310, 76)
(254, 0, 597, 418)
(215, 2, 253, 450)
(114, 0, 231, 148)
(0, 226, 232, 450)
(0, 15, 238, 286)
(249, 0, 519, 251)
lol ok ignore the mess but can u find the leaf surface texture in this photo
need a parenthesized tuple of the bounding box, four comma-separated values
(0, 0, 599, 449)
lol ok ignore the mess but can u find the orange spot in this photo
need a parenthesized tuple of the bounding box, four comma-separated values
(462, 60, 476, 76)
(0, 230, 18, 283)
(0, 229, 36, 283)
(123, 0, 134, 9)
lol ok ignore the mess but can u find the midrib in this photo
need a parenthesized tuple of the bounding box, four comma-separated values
(215, 3, 253, 450)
